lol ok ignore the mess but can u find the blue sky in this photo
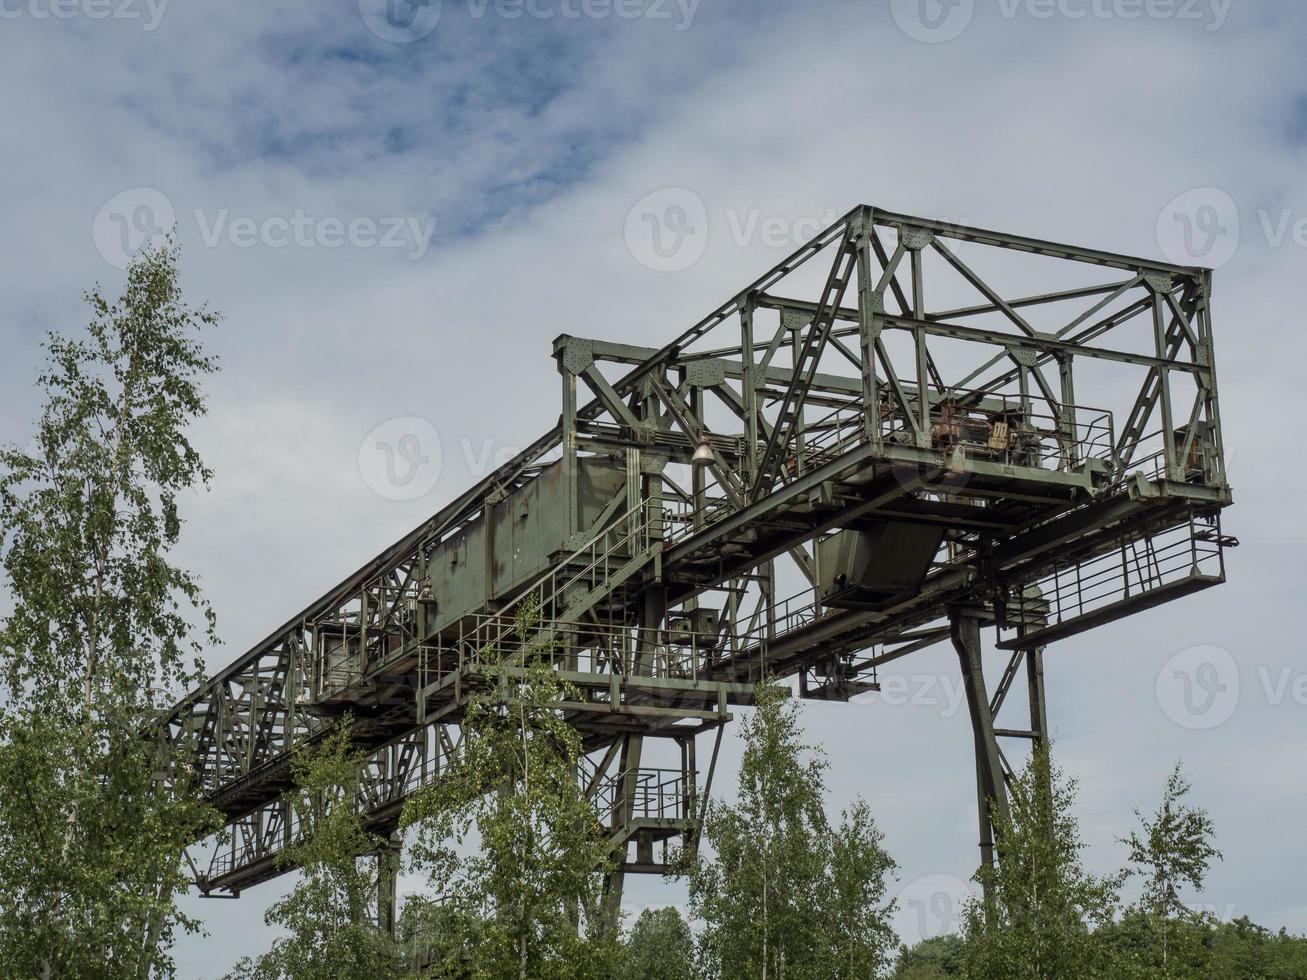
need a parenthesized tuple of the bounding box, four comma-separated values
(2, 1, 1307, 975)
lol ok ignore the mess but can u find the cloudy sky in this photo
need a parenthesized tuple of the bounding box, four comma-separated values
(2, 0, 1305, 974)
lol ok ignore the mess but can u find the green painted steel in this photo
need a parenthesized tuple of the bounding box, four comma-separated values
(159, 206, 1233, 912)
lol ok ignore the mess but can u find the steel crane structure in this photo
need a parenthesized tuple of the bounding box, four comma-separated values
(163, 205, 1234, 927)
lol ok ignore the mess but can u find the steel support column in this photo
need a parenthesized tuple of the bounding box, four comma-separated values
(376, 831, 401, 936)
(1026, 645, 1049, 751)
(951, 610, 1010, 896)
(1024, 644, 1053, 807)
(601, 587, 666, 925)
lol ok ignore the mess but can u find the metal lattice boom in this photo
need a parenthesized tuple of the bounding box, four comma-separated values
(161, 205, 1234, 916)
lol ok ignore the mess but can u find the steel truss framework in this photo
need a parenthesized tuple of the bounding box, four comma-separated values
(162, 204, 1233, 927)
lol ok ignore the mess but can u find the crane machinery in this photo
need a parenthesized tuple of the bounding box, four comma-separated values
(161, 204, 1234, 927)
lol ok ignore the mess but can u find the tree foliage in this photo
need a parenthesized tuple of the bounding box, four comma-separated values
(1095, 913, 1307, 979)
(401, 603, 619, 980)
(1116, 762, 1222, 974)
(891, 934, 965, 978)
(0, 239, 221, 977)
(961, 747, 1121, 980)
(622, 906, 694, 980)
(682, 684, 897, 980)
(226, 719, 405, 980)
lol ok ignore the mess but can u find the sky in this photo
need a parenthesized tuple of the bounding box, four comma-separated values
(1, 0, 1306, 975)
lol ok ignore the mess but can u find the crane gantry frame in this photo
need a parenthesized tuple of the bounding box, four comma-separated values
(161, 203, 1234, 928)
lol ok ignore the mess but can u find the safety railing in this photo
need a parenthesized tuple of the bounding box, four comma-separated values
(1002, 515, 1228, 638)
(418, 613, 723, 700)
(313, 501, 668, 706)
(1133, 427, 1223, 487)
(499, 500, 665, 626)
(664, 392, 1116, 552)
(769, 390, 1117, 481)
(664, 498, 730, 548)
(311, 621, 366, 701)
(309, 580, 427, 703)
(871, 390, 1114, 471)
(590, 767, 696, 825)
(731, 588, 831, 653)
(204, 803, 294, 883)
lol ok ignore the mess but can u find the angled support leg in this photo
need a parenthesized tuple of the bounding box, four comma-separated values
(951, 610, 1010, 899)
(1026, 645, 1049, 750)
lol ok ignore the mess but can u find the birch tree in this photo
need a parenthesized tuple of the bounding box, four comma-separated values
(0, 239, 221, 977)
(683, 684, 897, 980)
(401, 604, 619, 979)
(226, 720, 405, 979)
(1118, 763, 1222, 975)
(961, 747, 1121, 980)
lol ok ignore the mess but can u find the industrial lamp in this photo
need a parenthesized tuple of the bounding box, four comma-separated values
(416, 578, 436, 606)
(691, 434, 716, 468)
